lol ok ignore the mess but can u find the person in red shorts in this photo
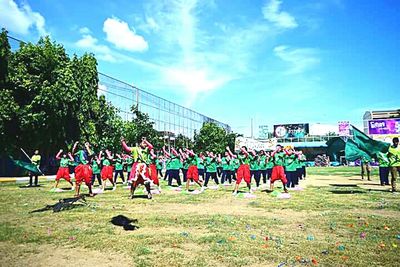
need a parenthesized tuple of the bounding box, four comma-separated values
(100, 150, 116, 192)
(227, 146, 252, 195)
(270, 145, 288, 193)
(72, 141, 94, 197)
(148, 149, 161, 191)
(53, 149, 74, 190)
(184, 148, 204, 191)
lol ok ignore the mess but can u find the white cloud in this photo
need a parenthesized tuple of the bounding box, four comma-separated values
(262, 0, 298, 29)
(98, 83, 107, 96)
(79, 27, 91, 34)
(103, 17, 148, 52)
(76, 34, 116, 62)
(0, 0, 47, 36)
(273, 45, 320, 74)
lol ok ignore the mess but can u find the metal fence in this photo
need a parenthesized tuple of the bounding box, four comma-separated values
(98, 73, 231, 139)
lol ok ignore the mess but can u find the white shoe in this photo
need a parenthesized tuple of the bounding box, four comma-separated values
(232, 191, 238, 196)
(70, 187, 74, 191)
(112, 186, 116, 191)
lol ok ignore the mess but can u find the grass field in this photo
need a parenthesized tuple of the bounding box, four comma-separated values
(0, 167, 399, 267)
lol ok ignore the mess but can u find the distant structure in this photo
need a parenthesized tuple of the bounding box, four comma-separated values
(363, 109, 400, 142)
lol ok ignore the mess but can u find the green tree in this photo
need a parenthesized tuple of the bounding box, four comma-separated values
(194, 122, 229, 153)
(175, 134, 194, 149)
(123, 105, 162, 150)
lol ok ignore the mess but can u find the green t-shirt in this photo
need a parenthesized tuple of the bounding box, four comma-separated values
(221, 157, 230, 170)
(31, 155, 41, 165)
(197, 157, 205, 169)
(377, 152, 389, 167)
(258, 155, 267, 170)
(102, 158, 111, 166)
(284, 154, 297, 171)
(249, 155, 259, 171)
(238, 154, 250, 165)
(115, 158, 123, 171)
(233, 158, 240, 169)
(183, 158, 190, 169)
(273, 152, 286, 166)
(92, 160, 100, 174)
(205, 157, 217, 172)
(75, 150, 88, 165)
(266, 156, 274, 169)
(125, 157, 134, 172)
(169, 156, 182, 170)
(59, 158, 71, 168)
(156, 159, 163, 170)
(388, 146, 400, 167)
(165, 159, 171, 170)
(131, 147, 149, 163)
(299, 154, 307, 167)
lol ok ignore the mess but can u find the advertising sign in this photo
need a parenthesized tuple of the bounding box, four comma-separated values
(234, 137, 277, 151)
(338, 121, 350, 136)
(368, 119, 400, 135)
(273, 123, 309, 138)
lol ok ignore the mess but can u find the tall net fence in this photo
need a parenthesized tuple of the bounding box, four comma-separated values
(98, 73, 231, 139)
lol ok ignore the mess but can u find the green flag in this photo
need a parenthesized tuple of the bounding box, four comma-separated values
(12, 158, 41, 174)
(352, 125, 390, 155)
(345, 139, 372, 161)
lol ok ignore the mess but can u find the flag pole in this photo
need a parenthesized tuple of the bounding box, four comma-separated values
(20, 148, 44, 175)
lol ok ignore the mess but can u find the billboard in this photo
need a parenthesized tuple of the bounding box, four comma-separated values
(338, 121, 350, 136)
(234, 137, 277, 151)
(368, 119, 400, 135)
(273, 123, 309, 138)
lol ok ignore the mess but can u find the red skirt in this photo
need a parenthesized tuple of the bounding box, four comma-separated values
(236, 164, 251, 184)
(101, 165, 114, 180)
(149, 164, 159, 185)
(56, 167, 71, 181)
(271, 166, 287, 184)
(75, 164, 92, 185)
(187, 165, 199, 181)
(131, 163, 151, 186)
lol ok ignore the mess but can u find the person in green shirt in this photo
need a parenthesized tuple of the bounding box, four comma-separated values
(29, 150, 41, 187)
(113, 154, 125, 184)
(249, 150, 261, 188)
(388, 137, 400, 192)
(284, 147, 298, 188)
(100, 150, 116, 191)
(258, 150, 268, 184)
(217, 153, 223, 179)
(227, 146, 252, 195)
(183, 148, 204, 191)
(180, 148, 190, 182)
(155, 156, 163, 177)
(204, 152, 219, 188)
(90, 155, 102, 187)
(197, 152, 205, 180)
(298, 151, 307, 179)
(163, 146, 182, 187)
(265, 151, 274, 180)
(164, 157, 171, 181)
(53, 149, 74, 189)
(360, 156, 371, 181)
(221, 152, 233, 184)
(125, 155, 134, 181)
(377, 152, 390, 186)
(270, 145, 288, 193)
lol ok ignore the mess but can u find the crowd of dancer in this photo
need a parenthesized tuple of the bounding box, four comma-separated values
(38, 137, 308, 199)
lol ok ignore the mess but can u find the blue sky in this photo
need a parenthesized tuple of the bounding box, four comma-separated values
(1, 0, 399, 136)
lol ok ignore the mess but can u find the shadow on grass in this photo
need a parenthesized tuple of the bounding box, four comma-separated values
(19, 185, 42, 188)
(131, 195, 150, 199)
(329, 184, 359, 187)
(329, 190, 366, 194)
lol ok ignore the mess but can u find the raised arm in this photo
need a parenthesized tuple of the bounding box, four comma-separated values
(150, 149, 157, 159)
(226, 146, 237, 158)
(72, 141, 79, 154)
(56, 149, 63, 160)
(121, 137, 132, 153)
(143, 138, 153, 150)
(67, 152, 74, 161)
(171, 147, 179, 157)
(163, 146, 171, 158)
(240, 147, 249, 156)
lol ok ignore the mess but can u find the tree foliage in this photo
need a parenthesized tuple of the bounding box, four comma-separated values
(194, 122, 230, 154)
